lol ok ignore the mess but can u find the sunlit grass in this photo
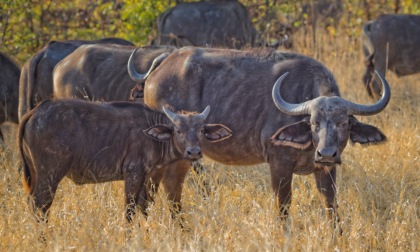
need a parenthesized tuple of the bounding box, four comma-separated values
(0, 31, 418, 251)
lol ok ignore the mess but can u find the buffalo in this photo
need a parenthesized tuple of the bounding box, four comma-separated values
(18, 38, 134, 121)
(19, 99, 232, 222)
(362, 14, 420, 98)
(152, 0, 290, 49)
(53, 44, 175, 102)
(128, 46, 390, 228)
(0, 52, 20, 140)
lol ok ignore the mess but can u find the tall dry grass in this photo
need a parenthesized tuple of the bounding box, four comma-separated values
(0, 31, 418, 251)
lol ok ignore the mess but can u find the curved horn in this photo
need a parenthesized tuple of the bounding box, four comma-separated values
(345, 70, 391, 116)
(127, 48, 145, 81)
(127, 49, 169, 81)
(197, 106, 211, 121)
(162, 106, 179, 124)
(272, 72, 312, 115)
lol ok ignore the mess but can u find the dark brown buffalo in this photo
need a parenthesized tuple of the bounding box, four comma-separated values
(19, 99, 232, 222)
(18, 38, 134, 121)
(128, 46, 390, 228)
(53, 44, 175, 102)
(0, 52, 20, 140)
(362, 14, 420, 98)
(153, 0, 277, 49)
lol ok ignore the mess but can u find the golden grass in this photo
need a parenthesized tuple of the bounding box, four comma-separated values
(0, 32, 418, 251)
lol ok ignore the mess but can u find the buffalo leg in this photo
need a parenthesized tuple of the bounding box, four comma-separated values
(124, 169, 146, 222)
(30, 180, 59, 223)
(139, 167, 165, 217)
(162, 160, 190, 219)
(313, 167, 341, 233)
(269, 159, 294, 219)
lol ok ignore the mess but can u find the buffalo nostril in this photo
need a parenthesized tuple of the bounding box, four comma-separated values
(186, 148, 202, 158)
(317, 151, 322, 157)
(332, 151, 337, 158)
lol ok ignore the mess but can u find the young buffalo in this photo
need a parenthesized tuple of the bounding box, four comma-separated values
(18, 99, 232, 223)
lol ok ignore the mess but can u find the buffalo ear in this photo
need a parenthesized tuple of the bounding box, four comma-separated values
(349, 116, 386, 145)
(204, 124, 233, 142)
(129, 83, 144, 101)
(271, 119, 312, 150)
(143, 124, 172, 141)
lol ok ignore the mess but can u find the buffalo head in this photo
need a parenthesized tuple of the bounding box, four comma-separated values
(271, 71, 390, 166)
(144, 106, 233, 161)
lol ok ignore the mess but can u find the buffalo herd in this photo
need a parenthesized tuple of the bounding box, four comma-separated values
(18, 38, 134, 121)
(128, 46, 390, 225)
(0, 0, 418, 232)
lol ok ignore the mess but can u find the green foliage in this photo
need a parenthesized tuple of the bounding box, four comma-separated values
(120, 0, 174, 45)
(402, 0, 420, 14)
(0, 0, 175, 63)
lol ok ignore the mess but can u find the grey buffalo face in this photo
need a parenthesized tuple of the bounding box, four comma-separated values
(271, 71, 390, 166)
(144, 106, 233, 161)
(310, 102, 350, 164)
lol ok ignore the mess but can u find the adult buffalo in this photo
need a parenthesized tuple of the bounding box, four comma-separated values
(128, 46, 390, 227)
(153, 0, 291, 49)
(19, 99, 232, 223)
(18, 38, 134, 121)
(362, 14, 420, 98)
(0, 52, 20, 140)
(53, 44, 176, 102)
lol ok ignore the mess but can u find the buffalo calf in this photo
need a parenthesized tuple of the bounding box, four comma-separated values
(19, 99, 232, 223)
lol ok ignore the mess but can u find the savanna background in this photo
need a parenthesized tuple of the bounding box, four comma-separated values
(0, 0, 419, 251)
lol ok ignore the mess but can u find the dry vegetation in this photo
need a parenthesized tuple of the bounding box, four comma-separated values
(0, 30, 418, 251)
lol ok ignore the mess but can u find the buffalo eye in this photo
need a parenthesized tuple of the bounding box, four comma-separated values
(177, 129, 182, 134)
(337, 120, 349, 128)
(200, 128, 205, 134)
